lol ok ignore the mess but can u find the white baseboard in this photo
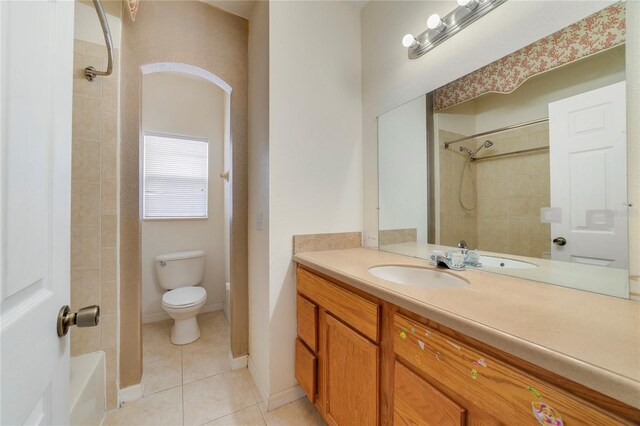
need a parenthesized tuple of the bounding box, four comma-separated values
(247, 356, 305, 412)
(142, 302, 224, 324)
(267, 385, 305, 411)
(229, 351, 248, 370)
(248, 356, 269, 406)
(118, 381, 143, 405)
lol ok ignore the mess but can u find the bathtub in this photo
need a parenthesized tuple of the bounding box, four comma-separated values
(70, 352, 106, 426)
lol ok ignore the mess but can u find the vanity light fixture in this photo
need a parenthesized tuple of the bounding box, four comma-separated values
(403, 0, 506, 59)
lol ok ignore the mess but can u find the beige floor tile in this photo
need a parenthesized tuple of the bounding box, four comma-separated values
(182, 340, 231, 384)
(204, 404, 265, 426)
(199, 311, 230, 333)
(103, 386, 183, 426)
(143, 351, 183, 396)
(260, 398, 326, 426)
(143, 320, 181, 364)
(183, 369, 257, 426)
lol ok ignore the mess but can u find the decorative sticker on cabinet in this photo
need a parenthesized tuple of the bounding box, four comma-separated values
(410, 327, 415, 334)
(471, 369, 478, 380)
(532, 402, 563, 426)
(415, 355, 422, 365)
(400, 331, 407, 340)
(417, 340, 425, 350)
(528, 386, 542, 399)
(477, 358, 487, 367)
(424, 330, 431, 337)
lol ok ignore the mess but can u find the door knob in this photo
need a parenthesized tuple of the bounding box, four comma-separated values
(57, 305, 100, 337)
(552, 237, 567, 246)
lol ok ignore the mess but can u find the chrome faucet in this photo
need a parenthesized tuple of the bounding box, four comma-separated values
(458, 240, 468, 249)
(434, 255, 465, 271)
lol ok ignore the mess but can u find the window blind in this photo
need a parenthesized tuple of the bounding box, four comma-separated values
(143, 133, 209, 219)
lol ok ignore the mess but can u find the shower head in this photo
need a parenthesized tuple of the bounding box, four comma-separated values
(471, 140, 494, 157)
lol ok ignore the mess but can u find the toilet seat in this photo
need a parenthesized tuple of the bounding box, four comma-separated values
(162, 286, 207, 308)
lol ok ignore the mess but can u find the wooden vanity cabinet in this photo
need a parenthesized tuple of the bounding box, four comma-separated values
(296, 267, 380, 426)
(295, 266, 639, 426)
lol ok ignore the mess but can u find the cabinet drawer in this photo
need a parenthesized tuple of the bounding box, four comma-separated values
(297, 294, 318, 351)
(393, 314, 628, 425)
(297, 267, 379, 342)
(296, 338, 317, 403)
(394, 361, 466, 426)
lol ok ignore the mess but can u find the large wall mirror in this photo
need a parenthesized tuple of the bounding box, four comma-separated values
(378, 2, 632, 298)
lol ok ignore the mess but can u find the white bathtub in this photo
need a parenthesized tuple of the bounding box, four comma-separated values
(70, 352, 106, 426)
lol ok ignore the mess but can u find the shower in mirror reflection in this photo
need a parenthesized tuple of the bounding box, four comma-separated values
(458, 140, 494, 211)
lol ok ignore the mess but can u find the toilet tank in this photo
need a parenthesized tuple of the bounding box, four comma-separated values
(155, 250, 206, 290)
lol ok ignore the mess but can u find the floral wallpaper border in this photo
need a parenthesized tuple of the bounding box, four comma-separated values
(128, 0, 139, 22)
(434, 3, 626, 112)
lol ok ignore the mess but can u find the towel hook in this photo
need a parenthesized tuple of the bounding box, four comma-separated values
(85, 0, 114, 81)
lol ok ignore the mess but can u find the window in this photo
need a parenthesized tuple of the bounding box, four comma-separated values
(143, 133, 209, 219)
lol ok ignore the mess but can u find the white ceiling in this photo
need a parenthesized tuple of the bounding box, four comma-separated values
(201, 0, 370, 20)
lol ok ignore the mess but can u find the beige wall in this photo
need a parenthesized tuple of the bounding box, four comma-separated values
(119, 0, 248, 387)
(70, 39, 119, 410)
(141, 72, 227, 323)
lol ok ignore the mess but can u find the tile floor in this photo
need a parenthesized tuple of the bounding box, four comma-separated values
(104, 311, 326, 426)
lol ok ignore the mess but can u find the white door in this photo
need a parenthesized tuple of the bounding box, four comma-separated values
(549, 81, 627, 268)
(1, 1, 75, 424)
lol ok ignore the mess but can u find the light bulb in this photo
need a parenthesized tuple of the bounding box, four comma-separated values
(457, 0, 478, 10)
(402, 34, 417, 48)
(427, 14, 446, 32)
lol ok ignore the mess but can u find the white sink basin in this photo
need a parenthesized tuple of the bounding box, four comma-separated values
(368, 265, 469, 289)
(476, 256, 538, 269)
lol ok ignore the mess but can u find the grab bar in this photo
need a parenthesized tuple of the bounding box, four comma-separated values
(85, 0, 114, 81)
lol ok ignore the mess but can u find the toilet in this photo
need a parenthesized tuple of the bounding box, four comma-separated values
(155, 250, 207, 345)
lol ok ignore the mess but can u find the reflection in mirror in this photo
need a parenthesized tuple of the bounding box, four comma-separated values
(378, 3, 631, 299)
(378, 95, 428, 247)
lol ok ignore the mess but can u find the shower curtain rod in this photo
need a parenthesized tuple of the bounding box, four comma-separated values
(443, 117, 549, 149)
(84, 0, 114, 81)
(471, 145, 549, 162)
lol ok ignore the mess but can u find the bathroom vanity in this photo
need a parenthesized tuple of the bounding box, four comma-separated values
(293, 248, 640, 425)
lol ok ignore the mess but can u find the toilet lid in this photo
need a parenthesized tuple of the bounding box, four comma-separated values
(162, 287, 207, 307)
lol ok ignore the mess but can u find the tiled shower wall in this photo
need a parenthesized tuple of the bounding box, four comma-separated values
(70, 39, 119, 410)
(475, 123, 551, 258)
(439, 124, 551, 259)
(439, 130, 478, 249)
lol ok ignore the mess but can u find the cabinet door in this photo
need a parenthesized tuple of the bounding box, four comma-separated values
(394, 361, 466, 426)
(296, 338, 317, 403)
(325, 314, 378, 426)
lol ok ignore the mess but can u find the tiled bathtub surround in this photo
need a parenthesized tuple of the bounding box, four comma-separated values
(475, 123, 551, 259)
(70, 39, 119, 410)
(438, 125, 551, 259)
(438, 130, 478, 249)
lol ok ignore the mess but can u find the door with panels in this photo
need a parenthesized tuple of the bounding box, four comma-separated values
(1, 1, 75, 424)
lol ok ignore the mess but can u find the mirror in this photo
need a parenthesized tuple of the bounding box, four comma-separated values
(378, 3, 631, 298)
